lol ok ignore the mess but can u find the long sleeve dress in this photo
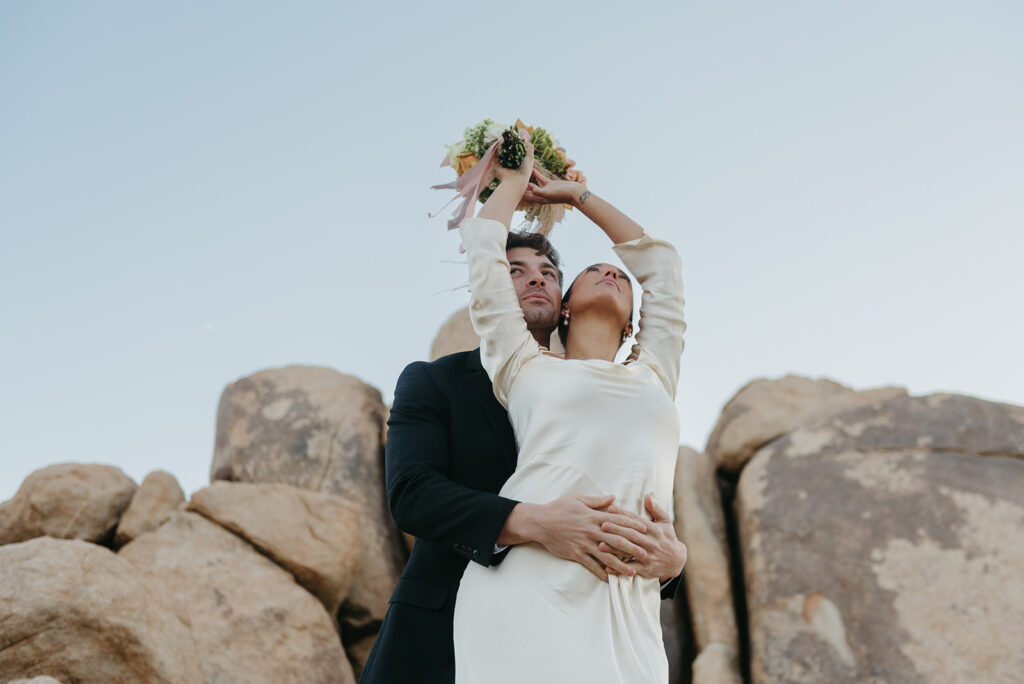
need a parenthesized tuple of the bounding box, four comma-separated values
(452, 216, 686, 684)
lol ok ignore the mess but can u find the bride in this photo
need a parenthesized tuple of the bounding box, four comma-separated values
(452, 132, 686, 683)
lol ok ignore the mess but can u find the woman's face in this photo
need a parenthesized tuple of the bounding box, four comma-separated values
(565, 263, 633, 326)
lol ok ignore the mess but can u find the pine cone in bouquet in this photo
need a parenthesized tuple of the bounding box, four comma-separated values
(433, 118, 584, 236)
(496, 128, 527, 170)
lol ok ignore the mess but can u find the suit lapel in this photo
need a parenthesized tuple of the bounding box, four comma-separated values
(466, 349, 518, 474)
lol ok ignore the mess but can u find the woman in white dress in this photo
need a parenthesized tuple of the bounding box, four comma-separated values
(452, 134, 686, 683)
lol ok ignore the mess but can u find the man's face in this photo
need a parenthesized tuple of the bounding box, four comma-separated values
(506, 247, 562, 334)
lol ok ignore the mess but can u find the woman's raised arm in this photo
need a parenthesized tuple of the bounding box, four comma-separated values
(523, 174, 643, 245)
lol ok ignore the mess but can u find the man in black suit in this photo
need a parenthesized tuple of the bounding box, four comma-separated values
(360, 232, 686, 683)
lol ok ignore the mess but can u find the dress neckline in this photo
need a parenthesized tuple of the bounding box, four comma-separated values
(537, 346, 639, 367)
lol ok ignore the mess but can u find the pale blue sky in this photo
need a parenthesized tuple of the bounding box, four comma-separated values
(2, 1, 1022, 501)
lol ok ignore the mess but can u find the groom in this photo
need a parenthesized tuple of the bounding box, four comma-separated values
(359, 231, 686, 684)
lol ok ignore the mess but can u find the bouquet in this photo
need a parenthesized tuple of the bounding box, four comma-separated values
(432, 119, 586, 236)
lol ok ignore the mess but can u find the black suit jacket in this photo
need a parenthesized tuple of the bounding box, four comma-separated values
(359, 349, 681, 684)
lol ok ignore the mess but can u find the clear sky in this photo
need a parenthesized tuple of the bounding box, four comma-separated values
(2, 1, 1022, 502)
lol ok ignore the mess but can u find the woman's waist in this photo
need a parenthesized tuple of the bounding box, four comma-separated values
(498, 459, 673, 512)
(464, 542, 661, 598)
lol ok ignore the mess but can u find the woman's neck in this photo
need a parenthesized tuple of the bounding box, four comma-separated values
(564, 314, 622, 362)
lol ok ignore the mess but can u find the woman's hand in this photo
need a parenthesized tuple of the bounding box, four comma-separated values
(477, 129, 535, 227)
(522, 170, 588, 208)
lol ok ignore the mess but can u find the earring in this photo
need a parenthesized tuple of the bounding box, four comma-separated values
(562, 310, 570, 325)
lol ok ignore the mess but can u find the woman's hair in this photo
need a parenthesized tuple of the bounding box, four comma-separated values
(557, 270, 636, 348)
(506, 231, 564, 287)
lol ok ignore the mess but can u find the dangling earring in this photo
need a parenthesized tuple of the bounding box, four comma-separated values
(562, 310, 570, 326)
(621, 324, 632, 344)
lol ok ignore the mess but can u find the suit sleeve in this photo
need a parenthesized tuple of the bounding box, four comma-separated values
(385, 360, 519, 567)
(661, 574, 682, 601)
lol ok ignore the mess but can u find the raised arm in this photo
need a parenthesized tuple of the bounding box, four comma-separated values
(523, 175, 642, 245)
(524, 178, 686, 397)
(458, 133, 541, 407)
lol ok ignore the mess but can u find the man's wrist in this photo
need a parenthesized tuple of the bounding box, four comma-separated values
(496, 502, 538, 546)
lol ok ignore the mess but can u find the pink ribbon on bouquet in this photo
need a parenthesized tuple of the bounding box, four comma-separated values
(431, 140, 501, 232)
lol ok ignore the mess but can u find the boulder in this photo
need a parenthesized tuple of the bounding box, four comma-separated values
(430, 307, 479, 361)
(186, 481, 361, 613)
(692, 643, 742, 684)
(119, 511, 354, 683)
(0, 463, 136, 546)
(673, 446, 741, 682)
(114, 469, 185, 547)
(659, 602, 684, 679)
(0, 537, 203, 683)
(736, 393, 1024, 683)
(210, 365, 406, 660)
(705, 375, 907, 473)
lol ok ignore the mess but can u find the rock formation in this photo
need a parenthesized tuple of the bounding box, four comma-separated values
(1, 347, 1022, 683)
(430, 306, 479, 361)
(209, 364, 406, 671)
(734, 393, 1024, 682)
(119, 511, 354, 683)
(0, 463, 136, 546)
(0, 537, 204, 683)
(114, 469, 185, 547)
(186, 480, 362, 614)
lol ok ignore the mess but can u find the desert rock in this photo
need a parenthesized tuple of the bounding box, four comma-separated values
(430, 307, 480, 361)
(0, 463, 136, 546)
(0, 537, 203, 683)
(186, 481, 361, 613)
(736, 393, 1024, 683)
(673, 446, 742, 682)
(119, 511, 354, 684)
(210, 365, 405, 660)
(114, 469, 185, 547)
(706, 375, 907, 473)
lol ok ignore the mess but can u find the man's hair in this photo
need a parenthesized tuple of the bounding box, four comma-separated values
(506, 231, 564, 287)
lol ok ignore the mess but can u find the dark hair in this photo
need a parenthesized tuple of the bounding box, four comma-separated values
(557, 269, 636, 348)
(506, 231, 564, 287)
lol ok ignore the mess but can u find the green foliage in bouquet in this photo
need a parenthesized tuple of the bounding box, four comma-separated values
(529, 127, 568, 177)
(464, 119, 498, 159)
(453, 119, 572, 204)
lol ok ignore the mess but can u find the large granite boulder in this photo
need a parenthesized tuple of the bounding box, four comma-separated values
(706, 375, 907, 473)
(119, 511, 354, 684)
(430, 307, 479, 361)
(673, 446, 742, 683)
(736, 393, 1024, 683)
(0, 537, 203, 683)
(114, 469, 185, 547)
(186, 481, 362, 614)
(0, 463, 137, 546)
(210, 364, 405, 667)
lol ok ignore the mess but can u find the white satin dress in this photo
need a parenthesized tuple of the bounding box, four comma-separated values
(452, 217, 687, 684)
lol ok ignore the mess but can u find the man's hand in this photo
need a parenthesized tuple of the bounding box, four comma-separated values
(600, 494, 687, 583)
(498, 495, 651, 583)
